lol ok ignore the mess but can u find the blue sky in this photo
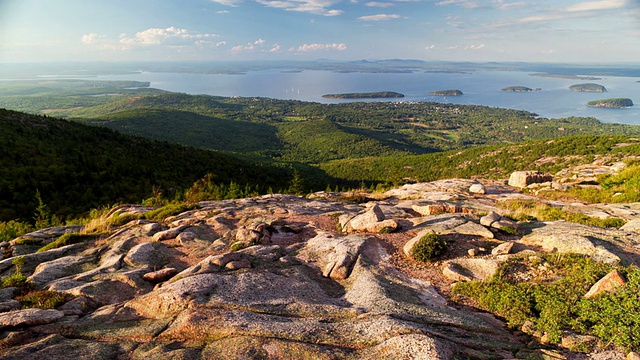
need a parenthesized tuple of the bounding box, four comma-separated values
(1, 0, 638, 63)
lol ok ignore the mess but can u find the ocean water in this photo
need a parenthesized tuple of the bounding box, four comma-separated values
(84, 69, 639, 125)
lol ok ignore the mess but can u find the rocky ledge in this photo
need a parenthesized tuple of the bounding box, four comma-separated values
(0, 176, 639, 359)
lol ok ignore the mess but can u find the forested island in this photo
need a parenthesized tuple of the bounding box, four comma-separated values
(587, 98, 634, 108)
(501, 86, 541, 92)
(322, 91, 405, 99)
(530, 73, 601, 80)
(570, 83, 607, 92)
(428, 90, 463, 96)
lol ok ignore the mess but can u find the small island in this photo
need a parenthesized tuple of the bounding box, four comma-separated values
(570, 83, 607, 92)
(322, 91, 405, 99)
(428, 89, 463, 96)
(587, 98, 634, 108)
(501, 86, 541, 92)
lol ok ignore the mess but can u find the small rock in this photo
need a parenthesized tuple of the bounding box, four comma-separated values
(467, 249, 477, 257)
(469, 183, 486, 194)
(0, 308, 64, 329)
(584, 269, 626, 299)
(627, 352, 640, 360)
(561, 333, 597, 350)
(442, 258, 502, 282)
(152, 225, 189, 241)
(211, 252, 244, 267)
(142, 222, 163, 236)
(521, 320, 536, 335)
(480, 211, 502, 227)
(225, 259, 252, 270)
(491, 242, 514, 256)
(452, 221, 494, 239)
(142, 267, 178, 283)
(492, 218, 518, 231)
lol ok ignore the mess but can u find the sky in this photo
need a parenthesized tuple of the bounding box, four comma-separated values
(0, 0, 639, 63)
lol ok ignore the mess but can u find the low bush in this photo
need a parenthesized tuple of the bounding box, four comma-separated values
(411, 232, 447, 262)
(453, 253, 640, 351)
(0, 221, 34, 243)
(16, 290, 67, 310)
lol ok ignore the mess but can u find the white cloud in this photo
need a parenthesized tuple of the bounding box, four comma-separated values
(216, 41, 228, 47)
(358, 13, 402, 20)
(566, 0, 627, 12)
(231, 43, 255, 53)
(119, 27, 219, 46)
(425, 44, 436, 49)
(366, 1, 395, 7)
(436, 0, 481, 9)
(495, 1, 530, 11)
(255, 0, 342, 16)
(293, 43, 347, 51)
(209, 0, 242, 6)
(465, 43, 485, 50)
(269, 44, 282, 52)
(80, 33, 104, 44)
(217, 10, 231, 14)
(254, 38, 266, 45)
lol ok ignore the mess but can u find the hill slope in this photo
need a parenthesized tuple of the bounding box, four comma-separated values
(0, 108, 295, 222)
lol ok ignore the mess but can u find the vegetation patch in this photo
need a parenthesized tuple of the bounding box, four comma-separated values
(0, 221, 34, 243)
(498, 199, 625, 228)
(16, 290, 68, 310)
(411, 233, 447, 262)
(36, 233, 97, 253)
(453, 253, 640, 352)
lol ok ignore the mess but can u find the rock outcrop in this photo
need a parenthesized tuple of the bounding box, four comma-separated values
(0, 182, 636, 359)
(508, 171, 553, 188)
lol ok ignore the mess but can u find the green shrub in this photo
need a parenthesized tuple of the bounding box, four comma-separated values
(452, 254, 640, 351)
(0, 221, 34, 242)
(36, 233, 96, 253)
(411, 233, 447, 262)
(230, 242, 246, 252)
(16, 290, 67, 309)
(1, 257, 33, 294)
(144, 203, 198, 221)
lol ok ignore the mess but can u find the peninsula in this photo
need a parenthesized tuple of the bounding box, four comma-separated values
(428, 89, 463, 96)
(322, 91, 405, 99)
(501, 86, 541, 92)
(570, 83, 607, 92)
(587, 98, 634, 108)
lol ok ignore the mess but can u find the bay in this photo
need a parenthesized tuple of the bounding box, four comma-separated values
(83, 69, 639, 125)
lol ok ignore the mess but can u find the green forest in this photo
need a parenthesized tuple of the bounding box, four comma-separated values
(1, 79, 640, 225)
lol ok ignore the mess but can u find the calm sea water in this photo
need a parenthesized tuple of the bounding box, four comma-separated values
(85, 69, 639, 125)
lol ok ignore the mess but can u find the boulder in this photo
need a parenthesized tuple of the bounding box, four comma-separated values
(442, 258, 502, 282)
(480, 211, 502, 227)
(519, 223, 621, 265)
(584, 269, 626, 299)
(621, 219, 640, 233)
(508, 171, 553, 188)
(0, 309, 64, 329)
(142, 267, 178, 283)
(225, 259, 252, 270)
(28, 254, 96, 287)
(451, 221, 494, 238)
(469, 183, 486, 194)
(123, 242, 169, 269)
(151, 225, 190, 242)
(344, 204, 385, 233)
(491, 242, 514, 256)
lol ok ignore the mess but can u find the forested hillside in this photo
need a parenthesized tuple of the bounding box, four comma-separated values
(0, 109, 302, 222)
